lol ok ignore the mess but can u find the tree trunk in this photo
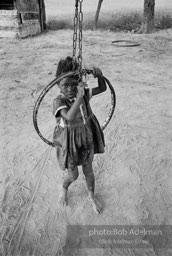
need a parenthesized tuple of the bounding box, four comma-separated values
(42, 0, 46, 30)
(93, 0, 103, 30)
(38, 0, 46, 31)
(137, 0, 155, 34)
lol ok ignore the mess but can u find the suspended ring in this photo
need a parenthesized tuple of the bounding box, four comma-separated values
(33, 70, 116, 147)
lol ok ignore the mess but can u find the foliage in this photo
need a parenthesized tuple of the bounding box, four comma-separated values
(155, 14, 172, 29)
(47, 11, 172, 32)
(97, 12, 142, 32)
(46, 16, 73, 30)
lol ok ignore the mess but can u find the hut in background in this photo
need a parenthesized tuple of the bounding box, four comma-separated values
(0, 0, 46, 38)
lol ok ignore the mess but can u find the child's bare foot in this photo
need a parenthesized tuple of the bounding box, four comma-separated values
(58, 187, 67, 206)
(89, 197, 103, 214)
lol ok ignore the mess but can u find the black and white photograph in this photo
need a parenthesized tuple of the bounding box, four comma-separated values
(0, 0, 172, 255)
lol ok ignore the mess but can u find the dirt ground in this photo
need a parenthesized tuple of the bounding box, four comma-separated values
(0, 28, 172, 256)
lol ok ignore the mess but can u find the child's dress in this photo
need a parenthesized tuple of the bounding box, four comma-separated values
(53, 88, 105, 171)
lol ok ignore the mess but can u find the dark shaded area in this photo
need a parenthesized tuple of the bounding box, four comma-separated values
(0, 0, 15, 10)
(16, 0, 39, 13)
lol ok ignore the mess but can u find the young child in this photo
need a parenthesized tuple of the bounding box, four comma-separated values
(53, 56, 106, 214)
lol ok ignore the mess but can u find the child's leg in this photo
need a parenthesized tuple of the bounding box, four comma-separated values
(82, 163, 102, 214)
(59, 167, 79, 206)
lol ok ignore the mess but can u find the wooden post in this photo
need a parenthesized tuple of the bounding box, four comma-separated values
(13, 0, 17, 9)
(93, 0, 103, 30)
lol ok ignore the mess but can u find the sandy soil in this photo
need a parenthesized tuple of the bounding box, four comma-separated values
(0, 28, 172, 256)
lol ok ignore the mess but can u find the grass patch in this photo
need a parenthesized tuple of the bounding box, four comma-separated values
(46, 15, 73, 30)
(97, 12, 142, 32)
(155, 14, 172, 29)
(47, 11, 172, 32)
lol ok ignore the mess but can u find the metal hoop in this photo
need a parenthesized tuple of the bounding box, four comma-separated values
(33, 70, 116, 147)
(111, 40, 140, 47)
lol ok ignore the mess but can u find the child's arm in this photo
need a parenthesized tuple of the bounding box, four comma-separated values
(60, 82, 86, 122)
(91, 67, 107, 96)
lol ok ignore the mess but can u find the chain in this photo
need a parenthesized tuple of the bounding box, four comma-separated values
(72, 0, 79, 61)
(72, 0, 83, 70)
(78, 0, 83, 69)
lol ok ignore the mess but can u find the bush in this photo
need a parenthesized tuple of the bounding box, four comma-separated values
(46, 16, 73, 30)
(155, 14, 172, 29)
(98, 12, 142, 32)
(46, 11, 172, 32)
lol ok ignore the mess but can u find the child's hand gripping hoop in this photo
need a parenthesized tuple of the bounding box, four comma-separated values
(33, 69, 116, 147)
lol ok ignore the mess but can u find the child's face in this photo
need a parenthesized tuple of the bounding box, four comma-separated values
(59, 77, 78, 99)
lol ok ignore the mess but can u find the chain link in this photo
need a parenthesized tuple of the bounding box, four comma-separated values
(73, 0, 83, 70)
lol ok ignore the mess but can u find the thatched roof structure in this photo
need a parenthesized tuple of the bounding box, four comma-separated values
(0, 0, 46, 38)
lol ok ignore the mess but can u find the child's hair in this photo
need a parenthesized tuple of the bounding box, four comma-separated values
(56, 56, 79, 77)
